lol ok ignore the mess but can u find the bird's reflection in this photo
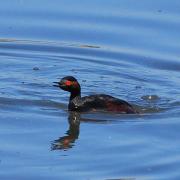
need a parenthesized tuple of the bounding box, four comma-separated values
(51, 112, 81, 150)
(51, 111, 110, 151)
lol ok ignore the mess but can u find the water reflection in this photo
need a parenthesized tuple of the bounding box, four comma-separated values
(51, 100, 166, 151)
(51, 112, 80, 150)
(51, 112, 109, 151)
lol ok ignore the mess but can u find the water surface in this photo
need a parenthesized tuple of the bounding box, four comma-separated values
(0, 0, 180, 179)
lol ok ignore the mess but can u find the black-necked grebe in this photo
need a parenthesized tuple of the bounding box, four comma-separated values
(53, 76, 137, 114)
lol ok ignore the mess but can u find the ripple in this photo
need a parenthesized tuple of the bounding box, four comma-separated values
(0, 96, 66, 113)
(0, 1, 180, 180)
(141, 95, 160, 101)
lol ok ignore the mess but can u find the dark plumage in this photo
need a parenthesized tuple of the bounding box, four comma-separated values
(53, 76, 137, 114)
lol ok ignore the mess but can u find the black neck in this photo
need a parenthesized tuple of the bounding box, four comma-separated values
(70, 90, 81, 100)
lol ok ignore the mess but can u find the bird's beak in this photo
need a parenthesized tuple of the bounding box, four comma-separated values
(53, 82, 59, 87)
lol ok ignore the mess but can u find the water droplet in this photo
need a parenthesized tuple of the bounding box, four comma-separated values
(33, 67, 40, 71)
(141, 95, 160, 101)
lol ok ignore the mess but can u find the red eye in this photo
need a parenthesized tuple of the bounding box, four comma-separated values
(65, 80, 72, 86)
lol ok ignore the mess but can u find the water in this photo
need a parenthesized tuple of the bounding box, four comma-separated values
(0, 0, 180, 179)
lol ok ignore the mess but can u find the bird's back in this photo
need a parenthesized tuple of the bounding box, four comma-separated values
(69, 94, 136, 113)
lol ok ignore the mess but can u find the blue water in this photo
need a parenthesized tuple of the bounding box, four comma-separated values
(0, 0, 180, 179)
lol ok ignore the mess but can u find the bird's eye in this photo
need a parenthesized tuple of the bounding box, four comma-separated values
(65, 80, 72, 86)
